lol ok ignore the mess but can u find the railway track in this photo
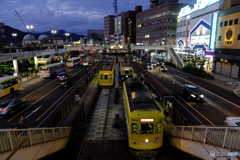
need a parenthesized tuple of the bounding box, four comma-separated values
(77, 88, 111, 160)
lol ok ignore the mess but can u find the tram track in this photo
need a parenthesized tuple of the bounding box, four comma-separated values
(77, 88, 111, 160)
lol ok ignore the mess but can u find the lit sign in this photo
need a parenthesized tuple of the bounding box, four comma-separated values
(104, 73, 108, 75)
(195, 36, 206, 44)
(209, 12, 218, 50)
(125, 69, 129, 70)
(178, 0, 220, 18)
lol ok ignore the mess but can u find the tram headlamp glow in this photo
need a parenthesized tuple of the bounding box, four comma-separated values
(140, 119, 154, 122)
(200, 94, 204, 98)
(145, 139, 149, 143)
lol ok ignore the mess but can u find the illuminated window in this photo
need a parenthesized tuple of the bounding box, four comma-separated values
(220, 22, 223, 27)
(229, 20, 233, 26)
(140, 123, 154, 134)
(234, 19, 239, 25)
(155, 122, 162, 134)
(131, 123, 138, 134)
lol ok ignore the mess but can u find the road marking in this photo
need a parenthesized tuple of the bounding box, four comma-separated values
(35, 74, 87, 121)
(179, 97, 215, 126)
(179, 74, 189, 78)
(168, 74, 173, 77)
(8, 67, 87, 122)
(26, 105, 42, 118)
(164, 74, 232, 117)
(7, 86, 58, 122)
(158, 74, 162, 78)
(175, 75, 240, 109)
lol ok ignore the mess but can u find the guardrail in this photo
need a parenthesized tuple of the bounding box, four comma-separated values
(0, 127, 70, 153)
(166, 126, 240, 151)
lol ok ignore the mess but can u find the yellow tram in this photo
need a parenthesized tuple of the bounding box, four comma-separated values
(99, 64, 115, 87)
(120, 63, 133, 81)
(123, 78, 164, 157)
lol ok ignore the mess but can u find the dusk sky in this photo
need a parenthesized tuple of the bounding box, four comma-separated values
(0, 0, 196, 35)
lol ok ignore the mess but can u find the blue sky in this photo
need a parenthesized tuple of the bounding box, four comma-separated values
(0, 0, 196, 35)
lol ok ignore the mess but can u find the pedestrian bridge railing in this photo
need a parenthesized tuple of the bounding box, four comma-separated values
(0, 127, 70, 153)
(166, 126, 240, 151)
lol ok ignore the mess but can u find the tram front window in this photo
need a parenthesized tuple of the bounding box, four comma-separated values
(140, 123, 154, 134)
(125, 70, 130, 74)
(155, 122, 162, 134)
(131, 123, 138, 134)
(101, 75, 109, 79)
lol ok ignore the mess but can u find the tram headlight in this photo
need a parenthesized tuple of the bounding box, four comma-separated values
(145, 139, 149, 143)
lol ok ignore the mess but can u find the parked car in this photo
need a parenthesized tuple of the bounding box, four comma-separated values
(57, 73, 71, 87)
(159, 66, 167, 72)
(224, 117, 240, 126)
(0, 99, 26, 115)
(181, 84, 204, 101)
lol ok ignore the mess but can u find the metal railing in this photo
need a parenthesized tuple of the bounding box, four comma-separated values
(166, 126, 240, 151)
(0, 127, 70, 153)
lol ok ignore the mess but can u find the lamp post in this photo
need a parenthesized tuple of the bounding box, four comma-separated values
(12, 33, 17, 46)
(26, 25, 33, 49)
(51, 30, 57, 37)
(65, 33, 69, 45)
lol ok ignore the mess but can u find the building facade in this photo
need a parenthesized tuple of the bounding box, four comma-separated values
(87, 29, 104, 41)
(112, 12, 125, 45)
(104, 15, 114, 45)
(124, 6, 142, 45)
(136, 0, 184, 45)
(215, 2, 240, 79)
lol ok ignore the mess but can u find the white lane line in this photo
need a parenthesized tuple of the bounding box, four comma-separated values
(234, 89, 240, 98)
(175, 74, 240, 109)
(26, 105, 42, 118)
(179, 74, 189, 78)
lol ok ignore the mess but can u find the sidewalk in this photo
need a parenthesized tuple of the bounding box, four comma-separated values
(18, 73, 40, 85)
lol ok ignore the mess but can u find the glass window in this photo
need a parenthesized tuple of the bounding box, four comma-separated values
(180, 32, 182, 37)
(229, 20, 233, 26)
(155, 122, 162, 134)
(132, 123, 138, 134)
(140, 123, 154, 134)
(177, 22, 179, 28)
(224, 21, 228, 26)
(218, 36, 221, 41)
(184, 20, 186, 26)
(220, 22, 223, 27)
(180, 21, 183, 27)
(234, 19, 239, 25)
(183, 31, 186, 37)
(109, 74, 112, 79)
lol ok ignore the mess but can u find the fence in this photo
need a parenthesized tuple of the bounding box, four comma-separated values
(47, 61, 103, 131)
(0, 127, 70, 153)
(167, 126, 240, 151)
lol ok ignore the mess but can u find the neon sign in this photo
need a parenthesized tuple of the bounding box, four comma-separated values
(209, 12, 218, 50)
(178, 0, 220, 18)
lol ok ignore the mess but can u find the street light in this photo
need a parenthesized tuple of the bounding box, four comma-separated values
(26, 25, 34, 49)
(65, 33, 70, 45)
(12, 33, 17, 46)
(51, 30, 57, 37)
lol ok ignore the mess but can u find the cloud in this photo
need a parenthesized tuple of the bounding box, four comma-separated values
(0, 0, 192, 35)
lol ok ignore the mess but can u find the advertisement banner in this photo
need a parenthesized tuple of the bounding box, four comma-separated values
(115, 63, 119, 88)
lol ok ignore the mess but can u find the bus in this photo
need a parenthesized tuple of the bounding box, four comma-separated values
(0, 76, 19, 98)
(39, 63, 66, 77)
(66, 57, 80, 67)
